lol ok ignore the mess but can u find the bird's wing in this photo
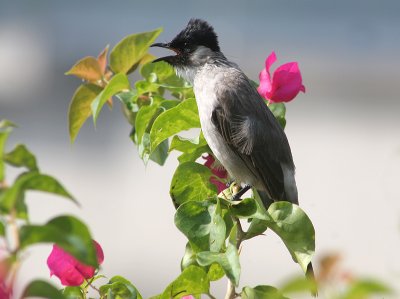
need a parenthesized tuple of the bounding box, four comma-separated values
(211, 72, 296, 202)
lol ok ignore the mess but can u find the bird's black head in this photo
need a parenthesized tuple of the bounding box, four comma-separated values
(151, 19, 220, 66)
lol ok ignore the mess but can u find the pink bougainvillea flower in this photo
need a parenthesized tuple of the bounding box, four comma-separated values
(47, 240, 104, 286)
(257, 51, 305, 103)
(181, 296, 195, 299)
(0, 258, 11, 299)
(203, 154, 228, 193)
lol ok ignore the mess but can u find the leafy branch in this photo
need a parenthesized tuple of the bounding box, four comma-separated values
(0, 25, 394, 299)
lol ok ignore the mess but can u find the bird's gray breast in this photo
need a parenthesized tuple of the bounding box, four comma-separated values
(193, 65, 261, 188)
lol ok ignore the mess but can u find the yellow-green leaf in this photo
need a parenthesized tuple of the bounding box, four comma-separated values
(0, 172, 77, 213)
(68, 84, 103, 143)
(91, 73, 130, 124)
(20, 216, 96, 266)
(109, 28, 163, 74)
(170, 162, 216, 207)
(0, 131, 10, 181)
(139, 53, 156, 65)
(22, 280, 65, 299)
(4, 144, 38, 171)
(0, 119, 17, 129)
(65, 56, 103, 82)
(267, 202, 315, 274)
(126, 53, 157, 75)
(196, 243, 241, 287)
(242, 285, 288, 299)
(160, 265, 209, 299)
(150, 98, 200, 153)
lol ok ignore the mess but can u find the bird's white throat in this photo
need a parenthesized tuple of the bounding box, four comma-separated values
(174, 46, 217, 84)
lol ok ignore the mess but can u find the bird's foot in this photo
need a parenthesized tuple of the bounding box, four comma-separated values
(232, 184, 251, 201)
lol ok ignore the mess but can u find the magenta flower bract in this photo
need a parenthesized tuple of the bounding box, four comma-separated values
(47, 240, 104, 286)
(257, 51, 305, 103)
(203, 154, 228, 193)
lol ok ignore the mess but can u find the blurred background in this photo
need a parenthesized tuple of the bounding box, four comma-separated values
(1, 0, 399, 297)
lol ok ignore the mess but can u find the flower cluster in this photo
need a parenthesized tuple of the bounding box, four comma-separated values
(47, 240, 104, 286)
(203, 154, 228, 193)
(257, 51, 305, 103)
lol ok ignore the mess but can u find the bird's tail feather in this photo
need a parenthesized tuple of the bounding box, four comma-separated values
(257, 190, 274, 209)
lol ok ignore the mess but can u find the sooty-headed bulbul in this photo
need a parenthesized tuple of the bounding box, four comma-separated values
(152, 19, 298, 207)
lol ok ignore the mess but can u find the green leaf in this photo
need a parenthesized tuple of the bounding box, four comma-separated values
(267, 202, 315, 273)
(135, 79, 160, 95)
(118, 90, 139, 127)
(19, 215, 97, 266)
(140, 60, 191, 91)
(135, 103, 160, 145)
(135, 99, 166, 163)
(224, 243, 241, 285)
(174, 200, 215, 251)
(181, 242, 197, 270)
(170, 162, 216, 206)
(21, 174, 74, 199)
(178, 146, 209, 164)
(149, 138, 169, 166)
(228, 222, 238, 247)
(141, 61, 175, 82)
(242, 285, 289, 299)
(343, 279, 392, 299)
(280, 276, 317, 295)
(21, 280, 65, 299)
(206, 263, 225, 281)
(170, 135, 206, 153)
(110, 28, 163, 74)
(0, 172, 76, 213)
(0, 119, 17, 129)
(63, 287, 84, 299)
(160, 265, 209, 299)
(268, 103, 286, 129)
(230, 197, 258, 218)
(0, 220, 5, 236)
(68, 84, 103, 143)
(150, 98, 200, 152)
(196, 243, 241, 286)
(91, 73, 130, 124)
(245, 218, 269, 240)
(170, 134, 209, 164)
(100, 276, 142, 299)
(0, 130, 11, 181)
(65, 56, 103, 82)
(3, 144, 38, 171)
(159, 99, 180, 110)
(117, 90, 139, 107)
(133, 101, 179, 157)
(209, 198, 226, 252)
(15, 192, 28, 220)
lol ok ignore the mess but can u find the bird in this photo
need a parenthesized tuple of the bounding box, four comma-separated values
(151, 18, 316, 293)
(151, 18, 298, 208)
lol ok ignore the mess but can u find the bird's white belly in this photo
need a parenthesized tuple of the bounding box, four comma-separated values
(194, 74, 260, 188)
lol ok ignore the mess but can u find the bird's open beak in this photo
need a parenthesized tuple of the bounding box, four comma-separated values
(150, 42, 170, 49)
(150, 42, 180, 63)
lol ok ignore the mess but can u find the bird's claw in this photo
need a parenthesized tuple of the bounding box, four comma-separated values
(232, 184, 251, 201)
